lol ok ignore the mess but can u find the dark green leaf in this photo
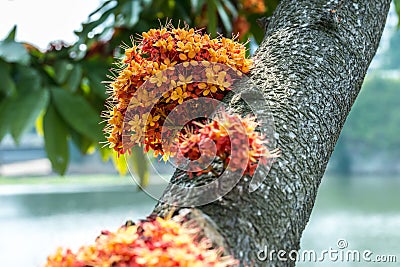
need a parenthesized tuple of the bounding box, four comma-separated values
(0, 98, 14, 141)
(51, 87, 104, 142)
(207, 0, 217, 37)
(43, 104, 69, 175)
(65, 64, 82, 92)
(0, 60, 16, 97)
(11, 88, 49, 143)
(53, 60, 72, 84)
(70, 128, 95, 154)
(14, 65, 41, 93)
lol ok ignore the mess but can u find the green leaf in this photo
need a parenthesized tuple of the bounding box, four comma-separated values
(0, 27, 29, 65)
(0, 98, 14, 141)
(112, 151, 128, 176)
(221, 0, 237, 18)
(53, 60, 72, 84)
(0, 60, 16, 97)
(43, 104, 69, 175)
(14, 65, 41, 93)
(83, 59, 108, 99)
(88, 0, 113, 18)
(70, 128, 95, 154)
(122, 0, 142, 27)
(128, 146, 150, 187)
(99, 146, 113, 161)
(207, 0, 217, 37)
(51, 87, 104, 142)
(11, 88, 49, 143)
(395, 0, 400, 27)
(4, 25, 17, 42)
(215, 0, 232, 33)
(65, 64, 82, 92)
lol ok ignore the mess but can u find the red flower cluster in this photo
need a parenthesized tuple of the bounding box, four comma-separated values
(45, 215, 238, 267)
(105, 25, 252, 158)
(178, 111, 280, 176)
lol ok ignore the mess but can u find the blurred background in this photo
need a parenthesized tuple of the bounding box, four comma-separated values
(0, 0, 399, 266)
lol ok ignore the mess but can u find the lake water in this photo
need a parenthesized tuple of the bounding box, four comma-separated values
(0, 176, 399, 267)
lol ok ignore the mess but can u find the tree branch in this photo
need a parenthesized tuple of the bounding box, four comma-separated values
(154, 0, 391, 266)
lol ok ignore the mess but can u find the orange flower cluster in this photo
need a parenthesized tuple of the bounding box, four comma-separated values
(45, 215, 238, 267)
(178, 112, 280, 176)
(105, 26, 252, 157)
(240, 0, 266, 14)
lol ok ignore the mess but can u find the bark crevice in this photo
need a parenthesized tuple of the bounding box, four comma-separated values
(154, 1, 391, 266)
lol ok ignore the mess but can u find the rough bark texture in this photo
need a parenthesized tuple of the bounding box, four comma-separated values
(154, 1, 391, 266)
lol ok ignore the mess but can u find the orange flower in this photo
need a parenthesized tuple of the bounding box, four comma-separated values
(105, 24, 252, 158)
(45, 214, 238, 267)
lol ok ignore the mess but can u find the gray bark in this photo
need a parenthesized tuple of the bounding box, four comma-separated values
(154, 0, 391, 266)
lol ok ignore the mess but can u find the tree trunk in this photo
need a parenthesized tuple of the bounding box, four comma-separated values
(154, 0, 391, 266)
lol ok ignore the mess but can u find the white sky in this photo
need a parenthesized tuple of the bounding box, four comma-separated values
(0, 0, 101, 49)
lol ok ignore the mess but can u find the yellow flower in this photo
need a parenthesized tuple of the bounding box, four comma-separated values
(177, 74, 192, 89)
(202, 85, 218, 96)
(171, 87, 188, 104)
(145, 113, 161, 127)
(149, 71, 168, 87)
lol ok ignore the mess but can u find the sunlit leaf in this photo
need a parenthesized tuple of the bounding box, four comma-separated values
(43, 104, 70, 175)
(112, 151, 128, 176)
(51, 87, 103, 142)
(129, 146, 150, 187)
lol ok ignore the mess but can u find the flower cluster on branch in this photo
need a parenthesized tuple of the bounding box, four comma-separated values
(45, 214, 238, 267)
(105, 25, 252, 157)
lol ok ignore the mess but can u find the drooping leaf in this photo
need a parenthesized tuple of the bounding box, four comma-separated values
(128, 145, 150, 187)
(0, 98, 14, 141)
(216, 0, 232, 33)
(70, 127, 96, 154)
(53, 60, 72, 84)
(11, 88, 49, 143)
(43, 104, 69, 175)
(51, 87, 104, 142)
(14, 65, 41, 93)
(206, 0, 217, 37)
(0, 59, 16, 97)
(0, 27, 30, 65)
(112, 151, 128, 176)
(121, 0, 142, 27)
(65, 64, 82, 92)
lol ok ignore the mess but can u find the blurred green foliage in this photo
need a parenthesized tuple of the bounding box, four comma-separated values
(1, 0, 399, 181)
(0, 0, 276, 182)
